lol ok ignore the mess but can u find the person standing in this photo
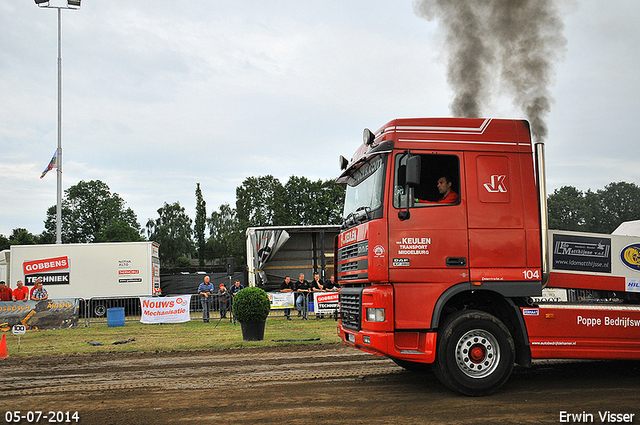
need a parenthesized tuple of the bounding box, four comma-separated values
(324, 275, 339, 292)
(294, 273, 310, 318)
(280, 276, 294, 320)
(198, 276, 215, 323)
(12, 280, 29, 301)
(0, 281, 12, 301)
(230, 280, 244, 297)
(310, 272, 325, 292)
(29, 278, 42, 300)
(31, 281, 49, 301)
(230, 280, 244, 324)
(217, 283, 230, 319)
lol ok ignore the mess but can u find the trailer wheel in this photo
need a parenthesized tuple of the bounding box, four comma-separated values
(433, 310, 514, 396)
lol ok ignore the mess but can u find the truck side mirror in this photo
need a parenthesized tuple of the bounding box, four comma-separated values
(398, 155, 421, 220)
(406, 155, 421, 187)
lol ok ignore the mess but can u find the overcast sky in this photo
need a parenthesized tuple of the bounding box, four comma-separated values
(1, 1, 639, 237)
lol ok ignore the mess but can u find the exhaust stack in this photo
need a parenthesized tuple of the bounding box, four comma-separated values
(535, 142, 549, 287)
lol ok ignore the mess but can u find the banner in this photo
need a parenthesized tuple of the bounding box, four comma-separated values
(140, 295, 191, 324)
(552, 233, 612, 273)
(313, 292, 339, 314)
(0, 299, 79, 330)
(267, 292, 295, 309)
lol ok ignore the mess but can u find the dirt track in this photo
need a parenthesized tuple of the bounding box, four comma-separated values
(1, 343, 639, 425)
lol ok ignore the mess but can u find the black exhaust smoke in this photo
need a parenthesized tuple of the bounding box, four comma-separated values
(414, 0, 569, 142)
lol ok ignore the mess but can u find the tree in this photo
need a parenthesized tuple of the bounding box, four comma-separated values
(547, 181, 640, 234)
(9, 228, 37, 245)
(283, 176, 345, 226)
(43, 180, 142, 243)
(194, 183, 207, 267)
(96, 220, 145, 243)
(235, 175, 345, 231)
(207, 203, 243, 265)
(147, 201, 193, 266)
(586, 182, 640, 234)
(236, 175, 287, 231)
(547, 186, 586, 231)
(0, 235, 9, 251)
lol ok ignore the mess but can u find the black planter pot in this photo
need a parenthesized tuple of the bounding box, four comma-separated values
(240, 321, 266, 341)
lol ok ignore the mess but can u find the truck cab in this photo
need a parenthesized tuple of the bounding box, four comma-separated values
(336, 117, 640, 396)
(336, 118, 545, 395)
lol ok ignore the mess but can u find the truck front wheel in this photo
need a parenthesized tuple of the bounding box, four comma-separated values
(433, 310, 514, 396)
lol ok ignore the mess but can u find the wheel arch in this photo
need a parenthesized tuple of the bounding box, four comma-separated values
(431, 281, 534, 368)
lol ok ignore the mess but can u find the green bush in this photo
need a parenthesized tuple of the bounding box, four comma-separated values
(232, 287, 271, 323)
(174, 257, 192, 268)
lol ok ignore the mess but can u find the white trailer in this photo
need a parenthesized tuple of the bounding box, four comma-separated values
(2, 242, 160, 316)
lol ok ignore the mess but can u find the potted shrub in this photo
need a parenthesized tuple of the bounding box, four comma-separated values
(232, 287, 271, 341)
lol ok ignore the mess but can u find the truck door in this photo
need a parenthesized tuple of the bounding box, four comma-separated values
(389, 151, 469, 329)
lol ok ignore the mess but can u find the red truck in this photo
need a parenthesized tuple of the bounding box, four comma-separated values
(335, 117, 640, 395)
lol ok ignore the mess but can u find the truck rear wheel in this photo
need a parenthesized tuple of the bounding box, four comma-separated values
(433, 310, 514, 396)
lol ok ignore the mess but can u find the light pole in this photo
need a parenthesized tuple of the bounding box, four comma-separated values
(35, 0, 81, 244)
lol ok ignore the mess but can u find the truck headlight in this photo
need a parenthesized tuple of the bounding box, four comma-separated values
(366, 308, 385, 322)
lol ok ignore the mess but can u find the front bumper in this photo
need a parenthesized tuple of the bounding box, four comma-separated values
(337, 324, 437, 363)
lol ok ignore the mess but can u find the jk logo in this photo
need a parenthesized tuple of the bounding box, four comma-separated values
(484, 175, 507, 193)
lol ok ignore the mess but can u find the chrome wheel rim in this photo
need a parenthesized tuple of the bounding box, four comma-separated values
(455, 329, 500, 379)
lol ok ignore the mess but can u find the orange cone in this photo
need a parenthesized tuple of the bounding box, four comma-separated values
(0, 333, 8, 359)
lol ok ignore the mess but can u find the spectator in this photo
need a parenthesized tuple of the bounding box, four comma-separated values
(31, 281, 49, 301)
(310, 272, 326, 292)
(324, 275, 339, 292)
(229, 280, 244, 324)
(197, 276, 215, 323)
(0, 281, 12, 301)
(294, 273, 310, 318)
(230, 280, 244, 297)
(280, 276, 294, 320)
(29, 278, 42, 299)
(12, 280, 29, 302)
(217, 283, 230, 319)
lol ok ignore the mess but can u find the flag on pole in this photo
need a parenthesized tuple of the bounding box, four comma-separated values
(40, 150, 59, 179)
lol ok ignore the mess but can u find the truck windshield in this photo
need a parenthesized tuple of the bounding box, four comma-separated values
(342, 155, 386, 227)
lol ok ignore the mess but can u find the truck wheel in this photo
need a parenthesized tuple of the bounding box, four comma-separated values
(433, 310, 514, 396)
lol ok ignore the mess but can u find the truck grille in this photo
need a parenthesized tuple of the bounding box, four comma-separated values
(340, 287, 363, 331)
(338, 240, 368, 261)
(338, 240, 368, 281)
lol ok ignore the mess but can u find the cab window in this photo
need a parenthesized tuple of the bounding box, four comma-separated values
(393, 153, 460, 209)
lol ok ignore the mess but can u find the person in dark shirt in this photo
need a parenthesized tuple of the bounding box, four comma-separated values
(230, 280, 244, 323)
(280, 276, 294, 320)
(294, 273, 310, 318)
(324, 275, 339, 292)
(217, 284, 230, 319)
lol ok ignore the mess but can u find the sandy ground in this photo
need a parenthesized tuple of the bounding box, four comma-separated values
(1, 343, 639, 425)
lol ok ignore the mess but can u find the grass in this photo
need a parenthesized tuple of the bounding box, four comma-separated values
(1, 314, 342, 358)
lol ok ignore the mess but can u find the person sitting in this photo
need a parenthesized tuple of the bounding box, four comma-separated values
(416, 176, 459, 204)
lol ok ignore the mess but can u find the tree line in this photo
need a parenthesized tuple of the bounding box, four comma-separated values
(2, 180, 640, 267)
(0, 176, 345, 268)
